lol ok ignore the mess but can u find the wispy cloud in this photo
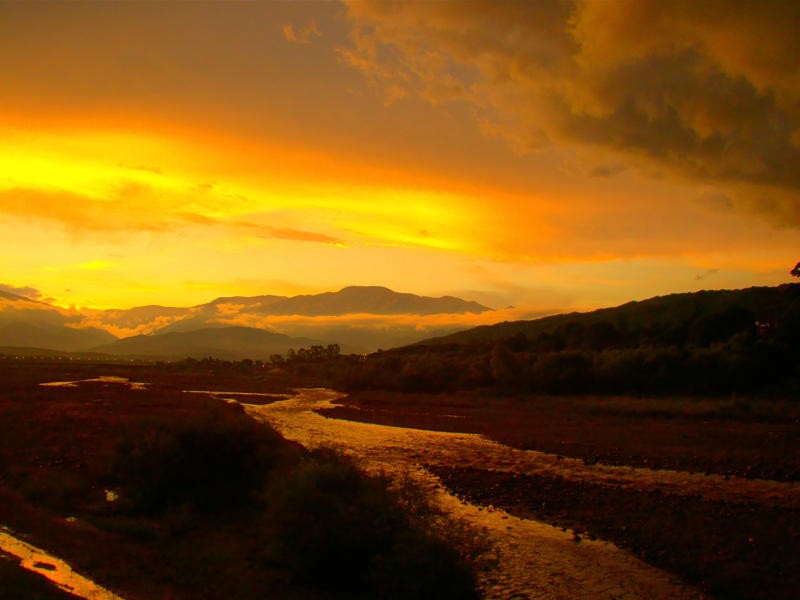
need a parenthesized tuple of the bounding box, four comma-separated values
(283, 21, 322, 44)
(237, 222, 346, 246)
(0, 187, 346, 247)
(206, 305, 553, 333)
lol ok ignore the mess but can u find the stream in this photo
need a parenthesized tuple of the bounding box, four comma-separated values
(243, 388, 710, 599)
(9, 380, 787, 598)
(0, 527, 122, 600)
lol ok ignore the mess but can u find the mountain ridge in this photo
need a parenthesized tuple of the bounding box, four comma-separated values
(90, 326, 319, 360)
(412, 283, 800, 348)
(0, 285, 492, 355)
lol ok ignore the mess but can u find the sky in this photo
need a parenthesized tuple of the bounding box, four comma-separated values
(1, 0, 798, 313)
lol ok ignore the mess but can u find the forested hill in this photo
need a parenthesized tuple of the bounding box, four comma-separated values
(330, 284, 800, 396)
(416, 284, 800, 350)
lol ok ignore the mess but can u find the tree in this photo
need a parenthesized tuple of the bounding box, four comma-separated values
(791, 262, 800, 277)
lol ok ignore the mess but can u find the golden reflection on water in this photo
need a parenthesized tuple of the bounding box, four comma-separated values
(0, 527, 123, 600)
(246, 389, 706, 600)
(39, 376, 149, 390)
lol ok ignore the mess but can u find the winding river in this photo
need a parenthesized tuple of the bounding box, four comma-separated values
(243, 388, 711, 600)
(11, 382, 793, 598)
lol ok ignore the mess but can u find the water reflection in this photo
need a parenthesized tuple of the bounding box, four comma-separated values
(39, 376, 148, 390)
(246, 389, 704, 600)
(0, 526, 122, 600)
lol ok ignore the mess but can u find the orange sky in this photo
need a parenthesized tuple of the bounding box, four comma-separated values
(1, 1, 798, 311)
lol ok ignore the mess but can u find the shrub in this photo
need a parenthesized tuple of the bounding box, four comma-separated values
(257, 450, 480, 598)
(109, 408, 291, 514)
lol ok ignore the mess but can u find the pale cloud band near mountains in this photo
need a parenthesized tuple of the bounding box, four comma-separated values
(0, 285, 551, 355)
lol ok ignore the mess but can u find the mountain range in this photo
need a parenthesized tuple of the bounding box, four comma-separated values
(0, 286, 492, 358)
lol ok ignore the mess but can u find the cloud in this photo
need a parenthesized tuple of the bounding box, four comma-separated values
(341, 0, 800, 225)
(206, 305, 552, 334)
(695, 268, 719, 281)
(0, 283, 42, 300)
(178, 213, 346, 245)
(283, 21, 322, 44)
(0, 187, 172, 234)
(589, 163, 627, 178)
(72, 302, 555, 342)
(76, 313, 188, 338)
(235, 221, 346, 246)
(0, 187, 346, 246)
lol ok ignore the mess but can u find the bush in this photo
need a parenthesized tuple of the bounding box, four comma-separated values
(105, 408, 482, 597)
(257, 450, 480, 598)
(109, 408, 291, 514)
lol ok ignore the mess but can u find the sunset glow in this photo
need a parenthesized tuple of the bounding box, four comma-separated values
(1, 1, 797, 312)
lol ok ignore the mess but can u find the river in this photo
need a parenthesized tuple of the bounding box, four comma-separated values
(243, 388, 709, 600)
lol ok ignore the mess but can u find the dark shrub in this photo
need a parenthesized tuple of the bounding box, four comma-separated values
(109, 408, 291, 514)
(258, 450, 479, 598)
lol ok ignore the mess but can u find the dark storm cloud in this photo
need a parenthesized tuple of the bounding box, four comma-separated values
(342, 0, 800, 223)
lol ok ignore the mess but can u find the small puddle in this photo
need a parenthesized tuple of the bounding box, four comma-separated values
(0, 527, 123, 599)
(39, 377, 148, 390)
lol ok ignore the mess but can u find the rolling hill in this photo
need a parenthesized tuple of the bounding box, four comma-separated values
(90, 326, 318, 360)
(414, 284, 800, 349)
(0, 285, 491, 357)
(331, 284, 800, 397)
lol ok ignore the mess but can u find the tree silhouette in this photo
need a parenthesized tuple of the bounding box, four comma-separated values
(792, 262, 800, 278)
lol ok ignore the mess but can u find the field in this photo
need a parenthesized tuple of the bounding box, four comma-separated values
(3, 354, 799, 599)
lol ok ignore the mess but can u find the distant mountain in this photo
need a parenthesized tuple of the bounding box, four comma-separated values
(90, 326, 318, 360)
(122, 286, 492, 352)
(0, 294, 117, 352)
(0, 321, 115, 352)
(251, 286, 490, 316)
(0, 285, 493, 356)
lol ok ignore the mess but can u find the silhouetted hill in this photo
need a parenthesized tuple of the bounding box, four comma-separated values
(138, 287, 490, 351)
(0, 286, 490, 354)
(0, 322, 116, 352)
(205, 294, 287, 310)
(416, 284, 800, 348)
(91, 326, 318, 360)
(0, 294, 117, 352)
(256, 286, 490, 316)
(329, 284, 800, 396)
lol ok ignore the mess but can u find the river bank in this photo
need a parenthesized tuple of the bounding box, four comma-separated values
(246, 389, 702, 599)
(316, 389, 800, 599)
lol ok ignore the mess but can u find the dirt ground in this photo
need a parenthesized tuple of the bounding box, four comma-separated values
(322, 391, 800, 480)
(321, 390, 800, 599)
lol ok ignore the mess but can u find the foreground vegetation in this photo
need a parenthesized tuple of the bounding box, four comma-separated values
(0, 362, 480, 599)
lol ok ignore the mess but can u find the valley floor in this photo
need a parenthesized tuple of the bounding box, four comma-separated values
(320, 391, 800, 599)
